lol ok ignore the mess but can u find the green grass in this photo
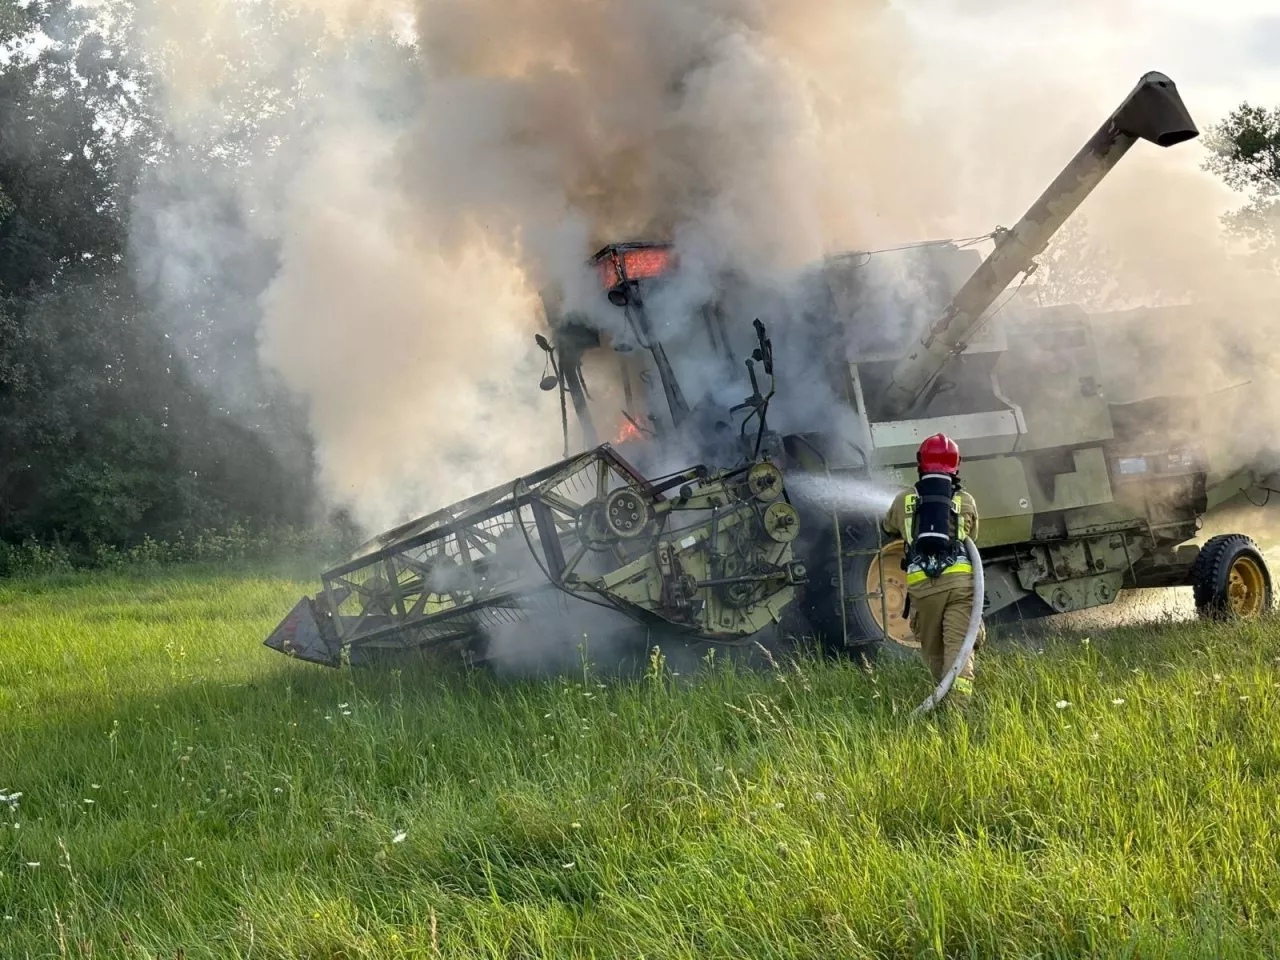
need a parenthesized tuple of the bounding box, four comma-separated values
(2, 567, 1280, 958)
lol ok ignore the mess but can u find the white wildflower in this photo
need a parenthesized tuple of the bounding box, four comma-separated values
(1081, 637, 1091, 646)
(562, 862, 575, 869)
(82, 799, 95, 805)
(813, 791, 826, 802)
(339, 703, 349, 709)
(91, 784, 100, 790)
(1213, 673, 1223, 682)
(1056, 700, 1070, 709)
(1112, 698, 1125, 705)
(184, 857, 195, 862)
(570, 822, 581, 829)
(774, 802, 785, 810)
(392, 831, 408, 844)
(24, 862, 39, 868)
(273, 787, 284, 795)
(342, 711, 352, 717)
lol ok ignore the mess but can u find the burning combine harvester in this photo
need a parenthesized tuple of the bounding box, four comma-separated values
(266, 71, 1275, 670)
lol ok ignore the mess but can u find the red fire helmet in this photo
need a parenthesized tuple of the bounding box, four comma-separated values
(917, 433, 961, 475)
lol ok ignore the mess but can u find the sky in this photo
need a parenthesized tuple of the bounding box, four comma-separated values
(899, 0, 1280, 225)
(903, 0, 1280, 113)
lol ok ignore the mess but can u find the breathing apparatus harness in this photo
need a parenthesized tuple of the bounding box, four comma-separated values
(900, 472, 971, 604)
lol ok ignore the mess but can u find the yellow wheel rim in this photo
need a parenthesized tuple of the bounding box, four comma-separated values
(866, 540, 918, 648)
(1227, 555, 1267, 619)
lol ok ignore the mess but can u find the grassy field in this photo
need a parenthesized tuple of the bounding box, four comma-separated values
(2, 566, 1280, 958)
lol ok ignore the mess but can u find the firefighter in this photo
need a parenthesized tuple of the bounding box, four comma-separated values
(881, 433, 984, 706)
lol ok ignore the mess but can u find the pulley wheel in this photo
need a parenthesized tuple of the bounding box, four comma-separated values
(762, 501, 800, 543)
(747, 462, 784, 502)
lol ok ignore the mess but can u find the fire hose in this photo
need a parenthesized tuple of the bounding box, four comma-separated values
(911, 537, 984, 717)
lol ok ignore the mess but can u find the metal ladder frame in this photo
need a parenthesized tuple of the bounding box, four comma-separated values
(839, 362, 893, 647)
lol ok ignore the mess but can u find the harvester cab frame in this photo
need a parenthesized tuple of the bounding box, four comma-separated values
(548, 248, 777, 434)
(537, 242, 689, 449)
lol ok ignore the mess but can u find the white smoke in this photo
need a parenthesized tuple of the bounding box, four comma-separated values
(124, 0, 1280, 540)
(786, 473, 900, 518)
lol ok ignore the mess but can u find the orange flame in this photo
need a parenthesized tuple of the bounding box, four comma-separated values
(614, 418, 642, 444)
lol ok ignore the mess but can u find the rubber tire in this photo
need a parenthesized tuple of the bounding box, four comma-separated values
(796, 514, 911, 662)
(841, 545, 916, 663)
(1190, 533, 1273, 620)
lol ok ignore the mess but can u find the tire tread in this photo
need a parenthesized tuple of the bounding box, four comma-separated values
(1190, 533, 1271, 617)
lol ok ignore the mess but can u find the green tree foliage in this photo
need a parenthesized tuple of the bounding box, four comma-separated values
(0, 1, 318, 556)
(1202, 102, 1280, 269)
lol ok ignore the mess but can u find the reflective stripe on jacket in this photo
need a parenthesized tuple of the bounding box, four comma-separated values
(905, 557, 973, 586)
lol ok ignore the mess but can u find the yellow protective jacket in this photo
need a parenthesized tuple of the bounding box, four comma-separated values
(882, 486, 980, 599)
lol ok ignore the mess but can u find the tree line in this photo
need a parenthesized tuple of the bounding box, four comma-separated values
(0, 0, 344, 570)
(0, 0, 1275, 569)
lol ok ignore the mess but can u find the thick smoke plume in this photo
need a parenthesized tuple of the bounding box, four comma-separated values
(129, 0, 954, 534)
(128, 0, 1280, 546)
(1033, 157, 1280, 487)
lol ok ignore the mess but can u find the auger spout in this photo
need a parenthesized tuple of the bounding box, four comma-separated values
(880, 71, 1199, 419)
